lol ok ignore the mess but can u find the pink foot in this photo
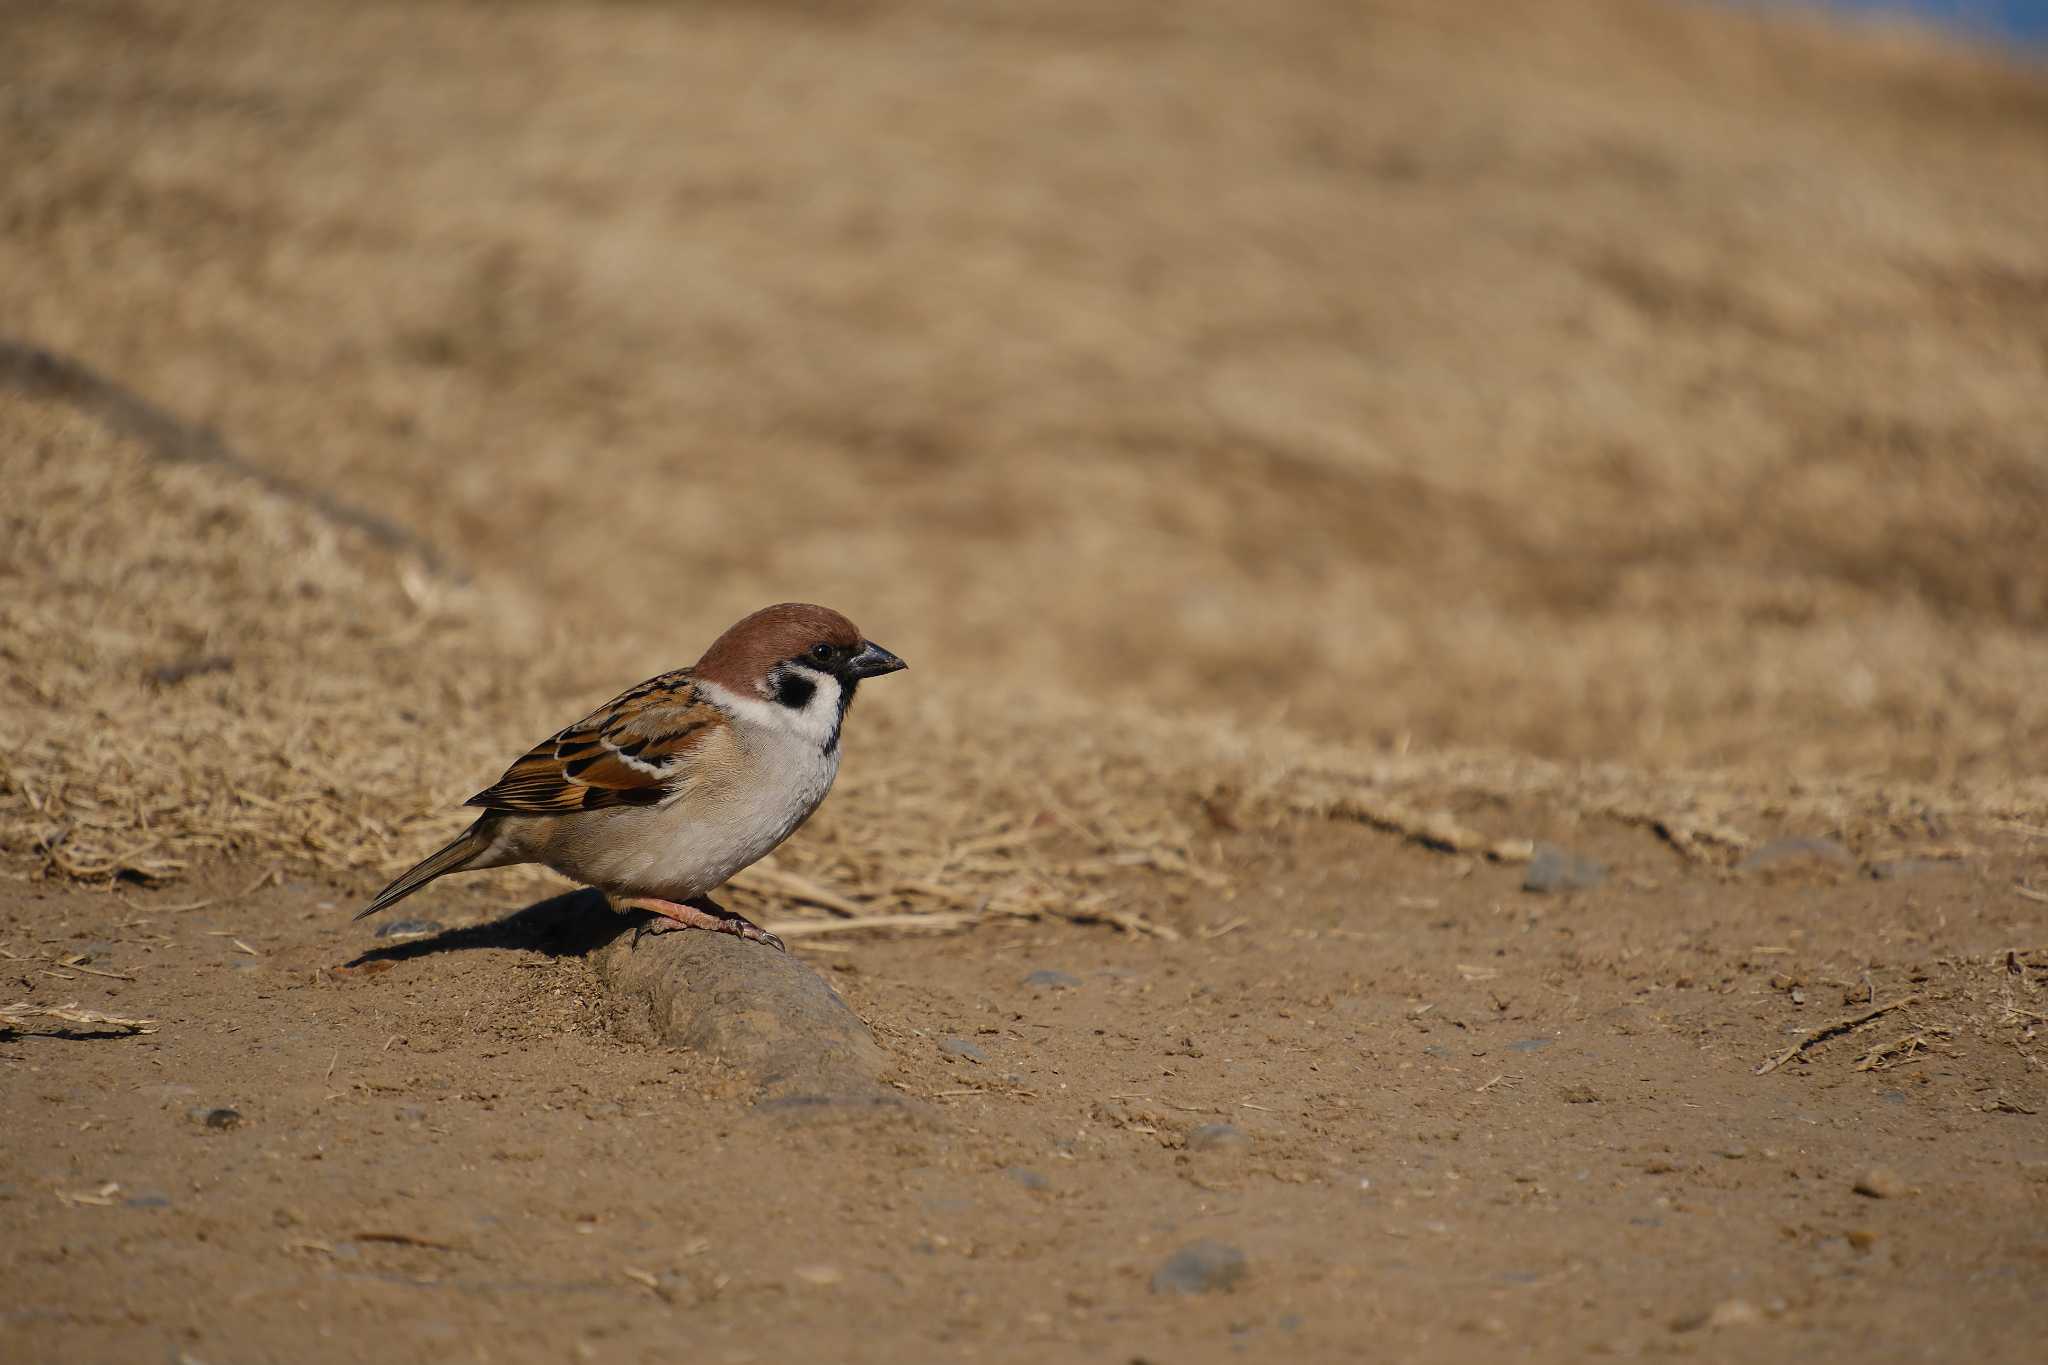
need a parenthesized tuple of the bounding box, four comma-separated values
(617, 895, 785, 952)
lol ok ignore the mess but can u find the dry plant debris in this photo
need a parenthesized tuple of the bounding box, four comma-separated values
(1756, 997, 1921, 1075)
(0, 1000, 158, 1035)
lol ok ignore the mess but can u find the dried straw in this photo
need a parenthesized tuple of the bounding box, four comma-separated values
(4, 392, 2044, 940)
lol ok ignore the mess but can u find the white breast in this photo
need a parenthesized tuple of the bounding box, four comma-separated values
(524, 677, 843, 901)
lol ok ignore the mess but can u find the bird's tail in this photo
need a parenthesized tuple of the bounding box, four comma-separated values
(354, 818, 496, 921)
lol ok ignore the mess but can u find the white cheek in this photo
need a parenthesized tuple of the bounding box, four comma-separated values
(699, 672, 843, 747)
(791, 673, 844, 743)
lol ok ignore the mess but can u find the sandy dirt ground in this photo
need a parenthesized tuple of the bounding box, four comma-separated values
(5, 826, 2047, 1364)
(4, 1, 2047, 1361)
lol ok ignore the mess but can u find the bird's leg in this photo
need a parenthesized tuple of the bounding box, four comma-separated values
(618, 894, 786, 952)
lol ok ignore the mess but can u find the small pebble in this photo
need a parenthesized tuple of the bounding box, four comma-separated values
(1560, 1084, 1600, 1104)
(123, 1193, 172, 1209)
(188, 1106, 242, 1131)
(938, 1037, 989, 1064)
(1506, 1038, 1554, 1053)
(1151, 1240, 1247, 1295)
(375, 919, 444, 940)
(1523, 844, 1606, 893)
(1188, 1123, 1250, 1152)
(1853, 1167, 1910, 1199)
(1005, 1167, 1050, 1191)
(396, 1106, 427, 1122)
(1022, 970, 1082, 990)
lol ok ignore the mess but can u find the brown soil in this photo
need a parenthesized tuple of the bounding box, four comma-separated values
(4, 1, 2047, 1361)
(7, 829, 2047, 1362)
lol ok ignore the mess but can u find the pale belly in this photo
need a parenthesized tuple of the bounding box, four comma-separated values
(508, 739, 840, 900)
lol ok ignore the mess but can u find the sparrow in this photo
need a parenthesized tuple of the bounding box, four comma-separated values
(355, 603, 906, 950)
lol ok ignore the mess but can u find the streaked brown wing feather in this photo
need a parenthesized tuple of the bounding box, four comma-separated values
(465, 670, 722, 814)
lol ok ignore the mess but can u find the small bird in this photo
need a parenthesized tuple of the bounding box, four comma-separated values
(355, 603, 906, 949)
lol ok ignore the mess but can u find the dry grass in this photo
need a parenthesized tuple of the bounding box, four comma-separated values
(3, 0, 2047, 920)
(0, 386, 1259, 927)
(4, 377, 2041, 935)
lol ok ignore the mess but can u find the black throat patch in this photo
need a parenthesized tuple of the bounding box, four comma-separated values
(826, 677, 859, 754)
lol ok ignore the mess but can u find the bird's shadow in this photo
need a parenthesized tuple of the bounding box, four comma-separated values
(344, 888, 643, 967)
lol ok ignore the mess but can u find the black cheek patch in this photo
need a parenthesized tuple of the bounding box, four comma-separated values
(773, 672, 817, 711)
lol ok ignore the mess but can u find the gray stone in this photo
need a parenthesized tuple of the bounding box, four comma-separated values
(1005, 1166, 1050, 1191)
(1188, 1123, 1250, 1152)
(939, 1037, 989, 1064)
(1506, 1038, 1554, 1052)
(1523, 844, 1606, 893)
(1023, 970, 1082, 990)
(1151, 1240, 1248, 1295)
(188, 1106, 242, 1130)
(123, 1193, 171, 1209)
(595, 929, 894, 1114)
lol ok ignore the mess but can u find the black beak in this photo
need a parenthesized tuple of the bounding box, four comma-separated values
(847, 640, 907, 679)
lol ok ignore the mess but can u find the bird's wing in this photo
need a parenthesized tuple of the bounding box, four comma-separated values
(465, 669, 726, 814)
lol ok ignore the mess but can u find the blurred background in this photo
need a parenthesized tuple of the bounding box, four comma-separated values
(5, 0, 2046, 879)
(1827, 0, 2048, 45)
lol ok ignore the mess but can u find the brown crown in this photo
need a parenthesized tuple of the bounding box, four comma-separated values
(694, 602, 864, 692)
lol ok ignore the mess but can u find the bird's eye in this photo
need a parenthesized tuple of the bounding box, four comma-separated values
(810, 643, 834, 663)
